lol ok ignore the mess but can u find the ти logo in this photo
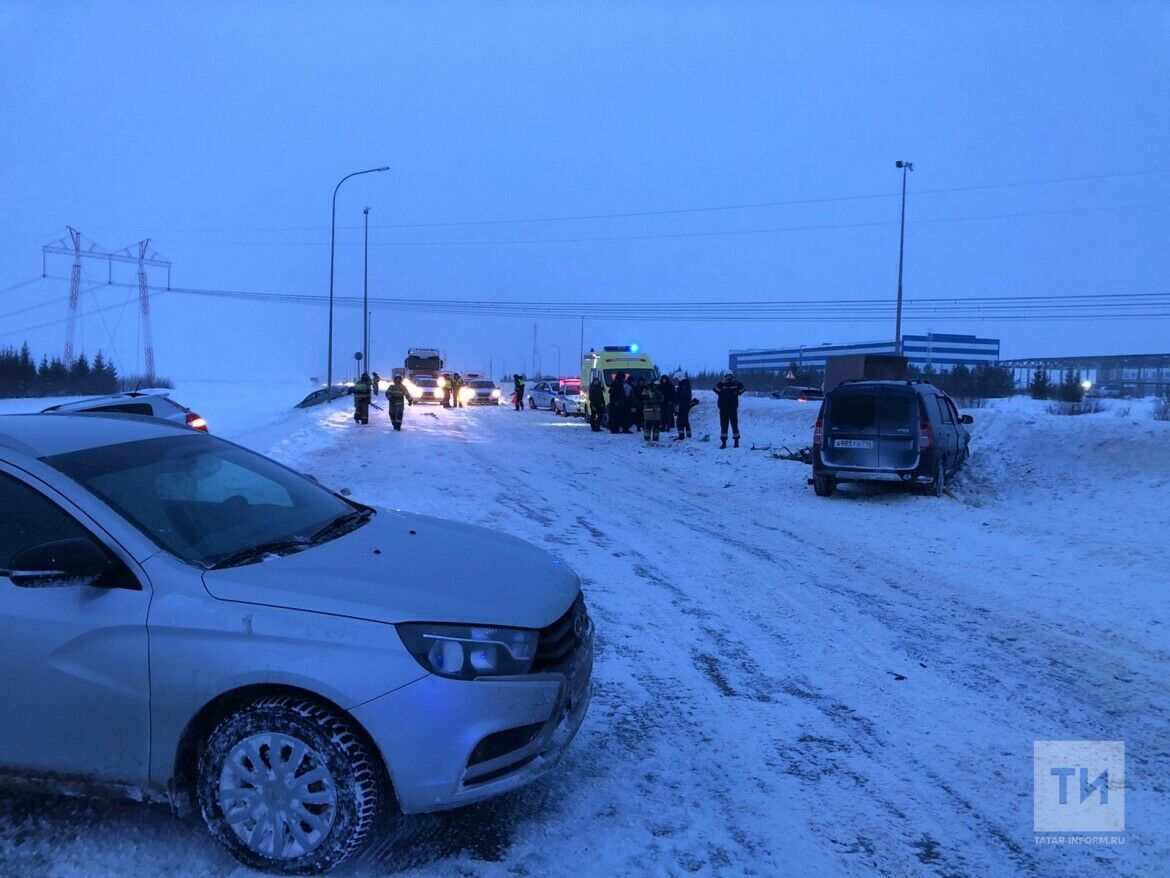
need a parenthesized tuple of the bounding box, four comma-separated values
(1034, 741, 1125, 833)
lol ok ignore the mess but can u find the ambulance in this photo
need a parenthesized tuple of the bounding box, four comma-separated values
(579, 345, 660, 422)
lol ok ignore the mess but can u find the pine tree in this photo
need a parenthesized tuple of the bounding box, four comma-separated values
(1029, 370, 1051, 400)
(1058, 369, 1085, 403)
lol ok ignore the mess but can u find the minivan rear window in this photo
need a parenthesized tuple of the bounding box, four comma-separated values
(828, 391, 915, 430)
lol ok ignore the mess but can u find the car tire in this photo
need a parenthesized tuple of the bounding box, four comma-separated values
(528, 397, 536, 410)
(197, 695, 386, 875)
(813, 474, 836, 497)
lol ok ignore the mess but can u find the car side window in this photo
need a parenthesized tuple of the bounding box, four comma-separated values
(0, 472, 96, 575)
(946, 398, 962, 423)
(935, 397, 955, 425)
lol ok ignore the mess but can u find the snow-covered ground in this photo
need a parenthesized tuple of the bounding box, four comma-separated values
(1, 384, 1168, 877)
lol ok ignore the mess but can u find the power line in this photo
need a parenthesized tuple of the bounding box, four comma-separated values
(7, 278, 1166, 336)
(156, 198, 1170, 248)
(54, 168, 1170, 235)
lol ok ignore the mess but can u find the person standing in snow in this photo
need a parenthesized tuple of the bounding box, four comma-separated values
(352, 373, 372, 425)
(641, 379, 663, 442)
(370, 371, 381, 397)
(674, 375, 695, 440)
(513, 374, 526, 411)
(588, 377, 606, 432)
(631, 377, 647, 432)
(451, 372, 465, 408)
(385, 375, 409, 431)
(659, 374, 676, 433)
(713, 370, 745, 448)
(608, 373, 627, 433)
(624, 375, 638, 432)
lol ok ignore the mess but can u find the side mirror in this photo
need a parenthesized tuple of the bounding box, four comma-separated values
(8, 538, 115, 589)
(960, 414, 974, 425)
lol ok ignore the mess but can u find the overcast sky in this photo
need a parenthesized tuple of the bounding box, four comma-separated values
(2, 1, 1167, 383)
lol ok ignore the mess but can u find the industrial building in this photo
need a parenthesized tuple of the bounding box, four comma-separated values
(729, 333, 1001, 373)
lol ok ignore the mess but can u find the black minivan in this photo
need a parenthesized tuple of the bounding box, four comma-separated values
(810, 380, 972, 497)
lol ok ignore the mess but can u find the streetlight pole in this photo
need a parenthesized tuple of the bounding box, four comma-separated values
(327, 165, 389, 391)
(550, 344, 561, 378)
(362, 207, 371, 371)
(894, 160, 914, 356)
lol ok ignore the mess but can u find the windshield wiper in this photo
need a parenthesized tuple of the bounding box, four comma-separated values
(307, 508, 374, 545)
(208, 538, 310, 570)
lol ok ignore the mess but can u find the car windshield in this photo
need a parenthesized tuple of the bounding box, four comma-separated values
(413, 377, 436, 386)
(828, 391, 915, 430)
(471, 380, 495, 388)
(44, 434, 364, 568)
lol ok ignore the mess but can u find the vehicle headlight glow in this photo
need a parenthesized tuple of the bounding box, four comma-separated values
(408, 386, 423, 399)
(432, 388, 443, 398)
(459, 387, 476, 403)
(397, 623, 539, 679)
(490, 388, 501, 398)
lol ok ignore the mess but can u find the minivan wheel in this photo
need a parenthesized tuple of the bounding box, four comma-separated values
(197, 696, 384, 875)
(813, 474, 836, 497)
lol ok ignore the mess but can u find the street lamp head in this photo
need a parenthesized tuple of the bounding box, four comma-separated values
(375, 166, 390, 172)
(896, 160, 914, 171)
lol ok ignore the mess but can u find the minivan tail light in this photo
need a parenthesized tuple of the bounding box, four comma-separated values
(186, 412, 208, 432)
(919, 419, 932, 450)
(813, 419, 824, 446)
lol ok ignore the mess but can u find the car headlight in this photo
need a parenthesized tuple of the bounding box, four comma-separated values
(490, 389, 501, 398)
(408, 387, 423, 399)
(396, 623, 538, 679)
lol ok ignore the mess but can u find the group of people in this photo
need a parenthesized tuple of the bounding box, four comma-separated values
(354, 367, 748, 447)
(352, 372, 411, 431)
(589, 370, 746, 447)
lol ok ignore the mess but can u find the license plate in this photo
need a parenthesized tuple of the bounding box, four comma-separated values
(834, 438, 874, 449)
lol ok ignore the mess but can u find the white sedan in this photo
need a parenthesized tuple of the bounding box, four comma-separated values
(552, 388, 583, 417)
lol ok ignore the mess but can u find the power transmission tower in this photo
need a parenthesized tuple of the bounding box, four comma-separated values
(43, 227, 171, 379)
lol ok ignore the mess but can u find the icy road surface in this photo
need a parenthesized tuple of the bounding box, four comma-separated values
(1, 384, 1168, 877)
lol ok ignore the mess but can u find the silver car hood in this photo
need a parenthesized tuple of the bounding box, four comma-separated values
(201, 510, 579, 628)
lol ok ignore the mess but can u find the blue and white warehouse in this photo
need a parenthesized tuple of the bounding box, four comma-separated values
(729, 333, 1001, 373)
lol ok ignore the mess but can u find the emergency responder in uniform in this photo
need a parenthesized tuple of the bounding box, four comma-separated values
(352, 373, 372, 425)
(659, 374, 676, 433)
(674, 375, 695, 440)
(370, 371, 381, 396)
(588, 376, 606, 432)
(513, 374, 526, 411)
(451, 372, 465, 408)
(632, 377, 646, 432)
(385, 375, 409, 431)
(713, 370, 746, 448)
(441, 374, 452, 408)
(641, 379, 664, 442)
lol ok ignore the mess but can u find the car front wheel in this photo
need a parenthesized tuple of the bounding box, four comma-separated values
(197, 695, 385, 875)
(813, 474, 836, 497)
